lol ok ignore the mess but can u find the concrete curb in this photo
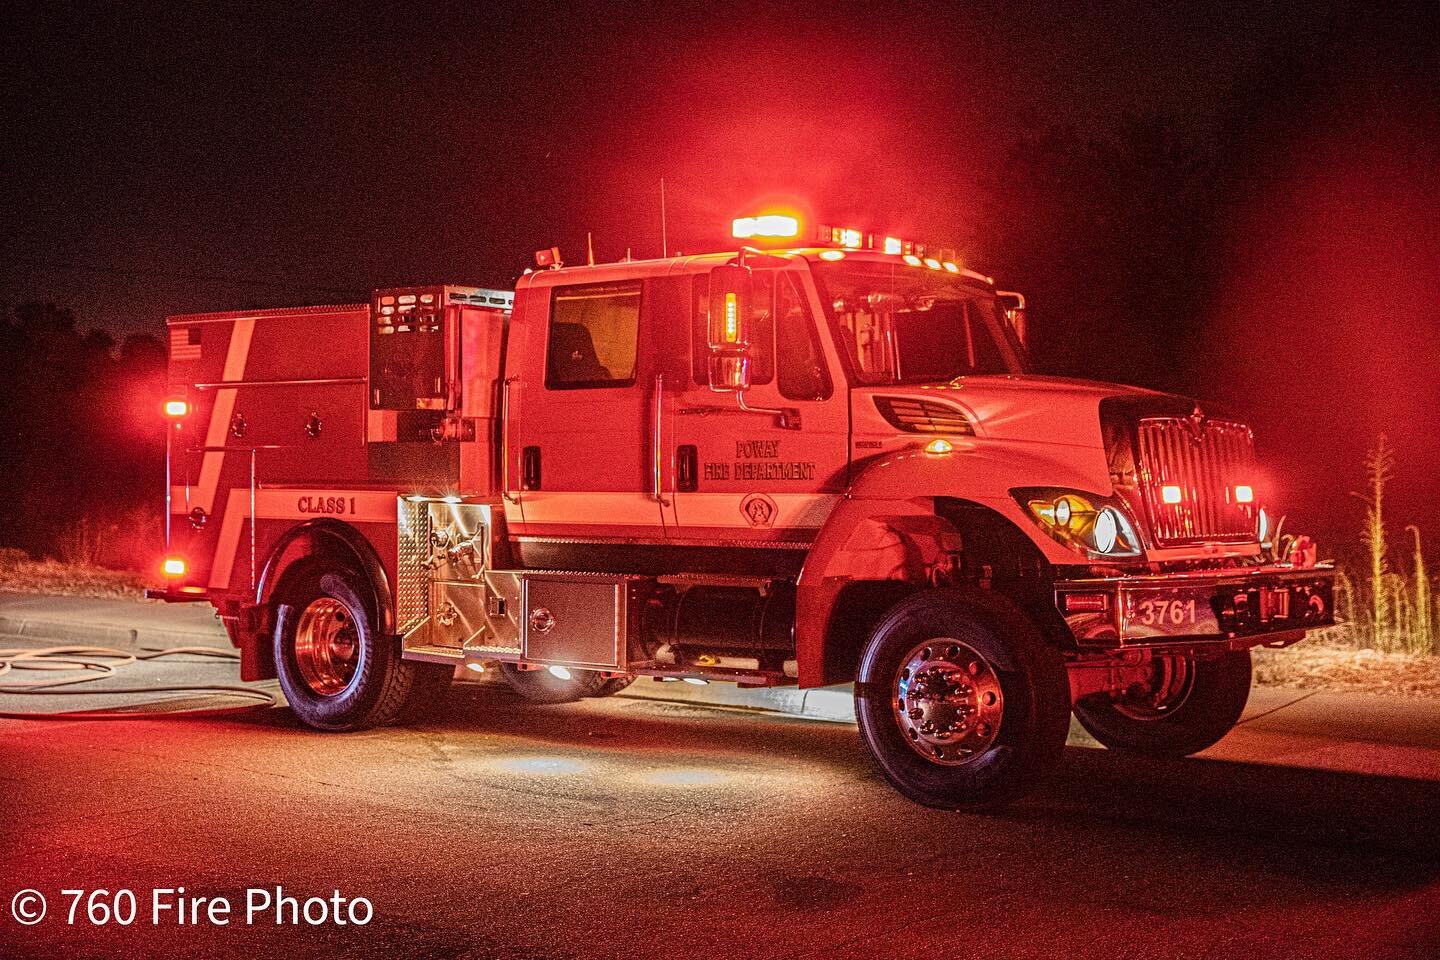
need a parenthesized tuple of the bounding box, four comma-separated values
(0, 593, 229, 652)
(0, 612, 227, 650)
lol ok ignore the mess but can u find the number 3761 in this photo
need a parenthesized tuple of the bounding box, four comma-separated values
(1133, 598, 1198, 627)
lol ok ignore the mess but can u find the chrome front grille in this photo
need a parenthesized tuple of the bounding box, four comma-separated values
(1135, 417, 1258, 546)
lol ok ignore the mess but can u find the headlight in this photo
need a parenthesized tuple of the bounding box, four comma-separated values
(1012, 488, 1143, 560)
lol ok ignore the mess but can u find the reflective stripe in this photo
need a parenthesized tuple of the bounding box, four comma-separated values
(519, 492, 664, 527)
(207, 489, 401, 590)
(208, 488, 249, 589)
(516, 491, 840, 530)
(194, 318, 256, 515)
(672, 493, 840, 529)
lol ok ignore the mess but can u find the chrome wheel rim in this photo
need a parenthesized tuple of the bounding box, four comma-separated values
(1112, 655, 1194, 719)
(893, 638, 1004, 766)
(293, 597, 360, 697)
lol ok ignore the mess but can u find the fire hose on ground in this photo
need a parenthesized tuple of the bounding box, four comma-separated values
(0, 645, 278, 719)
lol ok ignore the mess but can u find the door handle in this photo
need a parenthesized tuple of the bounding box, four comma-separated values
(521, 446, 541, 491)
(676, 444, 698, 492)
(501, 376, 520, 503)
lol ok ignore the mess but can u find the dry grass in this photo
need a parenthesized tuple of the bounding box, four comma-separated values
(0, 550, 147, 600)
(1254, 642, 1440, 700)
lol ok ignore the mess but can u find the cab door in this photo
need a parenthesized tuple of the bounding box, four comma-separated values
(506, 274, 666, 546)
(664, 264, 848, 547)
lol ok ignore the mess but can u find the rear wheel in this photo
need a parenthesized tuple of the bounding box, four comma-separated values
(1072, 650, 1252, 757)
(273, 562, 449, 731)
(499, 663, 612, 703)
(590, 674, 636, 698)
(854, 588, 1071, 810)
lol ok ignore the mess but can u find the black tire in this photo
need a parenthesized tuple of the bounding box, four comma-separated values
(589, 674, 636, 698)
(854, 588, 1071, 810)
(1073, 650, 1252, 758)
(273, 562, 449, 731)
(499, 663, 611, 704)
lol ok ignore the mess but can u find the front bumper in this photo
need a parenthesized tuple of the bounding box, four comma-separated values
(1055, 564, 1335, 648)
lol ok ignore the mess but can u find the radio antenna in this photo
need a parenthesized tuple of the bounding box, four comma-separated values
(660, 178, 668, 258)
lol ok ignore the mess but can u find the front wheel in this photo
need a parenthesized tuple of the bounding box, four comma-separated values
(854, 588, 1072, 810)
(1072, 650, 1252, 758)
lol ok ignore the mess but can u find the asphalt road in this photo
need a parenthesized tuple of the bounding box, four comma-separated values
(2, 674, 1439, 960)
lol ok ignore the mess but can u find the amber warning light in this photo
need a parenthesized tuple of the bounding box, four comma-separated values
(162, 557, 187, 579)
(732, 215, 799, 240)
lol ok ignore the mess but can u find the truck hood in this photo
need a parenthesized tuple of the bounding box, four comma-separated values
(867, 375, 1181, 449)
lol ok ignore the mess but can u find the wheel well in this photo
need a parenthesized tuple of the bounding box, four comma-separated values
(256, 519, 392, 630)
(933, 497, 1069, 649)
(812, 499, 1067, 685)
(238, 520, 392, 682)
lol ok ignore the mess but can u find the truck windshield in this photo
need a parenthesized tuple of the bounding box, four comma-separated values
(814, 261, 1025, 384)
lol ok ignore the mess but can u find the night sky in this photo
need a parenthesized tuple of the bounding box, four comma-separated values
(4, 1, 1438, 552)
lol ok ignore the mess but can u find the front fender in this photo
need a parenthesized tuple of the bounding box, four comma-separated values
(847, 438, 1113, 568)
(793, 439, 1110, 687)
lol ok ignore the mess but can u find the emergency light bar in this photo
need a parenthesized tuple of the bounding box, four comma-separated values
(813, 223, 957, 264)
(730, 211, 972, 276)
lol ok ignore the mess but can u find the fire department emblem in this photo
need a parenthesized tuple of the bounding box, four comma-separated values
(740, 493, 777, 528)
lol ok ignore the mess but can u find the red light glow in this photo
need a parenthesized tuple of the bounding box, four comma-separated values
(1161, 485, 1183, 504)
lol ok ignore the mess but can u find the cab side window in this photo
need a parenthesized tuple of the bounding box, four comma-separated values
(775, 272, 830, 401)
(545, 282, 642, 389)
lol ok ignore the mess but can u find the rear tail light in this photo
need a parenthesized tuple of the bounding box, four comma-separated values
(162, 557, 187, 578)
(163, 399, 189, 418)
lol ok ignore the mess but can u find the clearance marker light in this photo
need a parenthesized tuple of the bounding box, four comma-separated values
(547, 665, 573, 681)
(925, 438, 954, 456)
(724, 292, 739, 342)
(818, 249, 846, 261)
(943, 261, 960, 273)
(732, 215, 800, 239)
(162, 557, 187, 578)
(1234, 484, 1255, 503)
(163, 399, 189, 418)
(903, 254, 923, 266)
(924, 257, 942, 270)
(1161, 485, 1183, 504)
(884, 236, 903, 255)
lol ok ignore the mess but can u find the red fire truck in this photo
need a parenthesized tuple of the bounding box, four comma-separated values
(150, 214, 1334, 808)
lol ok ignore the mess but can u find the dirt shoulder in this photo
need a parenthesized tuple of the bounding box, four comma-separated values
(0, 555, 147, 601)
(1254, 643, 1440, 700)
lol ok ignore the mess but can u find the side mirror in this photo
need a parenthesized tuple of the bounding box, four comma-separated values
(706, 264, 754, 392)
(996, 291, 1027, 347)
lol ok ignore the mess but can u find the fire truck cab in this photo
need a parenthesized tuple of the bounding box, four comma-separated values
(152, 218, 1334, 808)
